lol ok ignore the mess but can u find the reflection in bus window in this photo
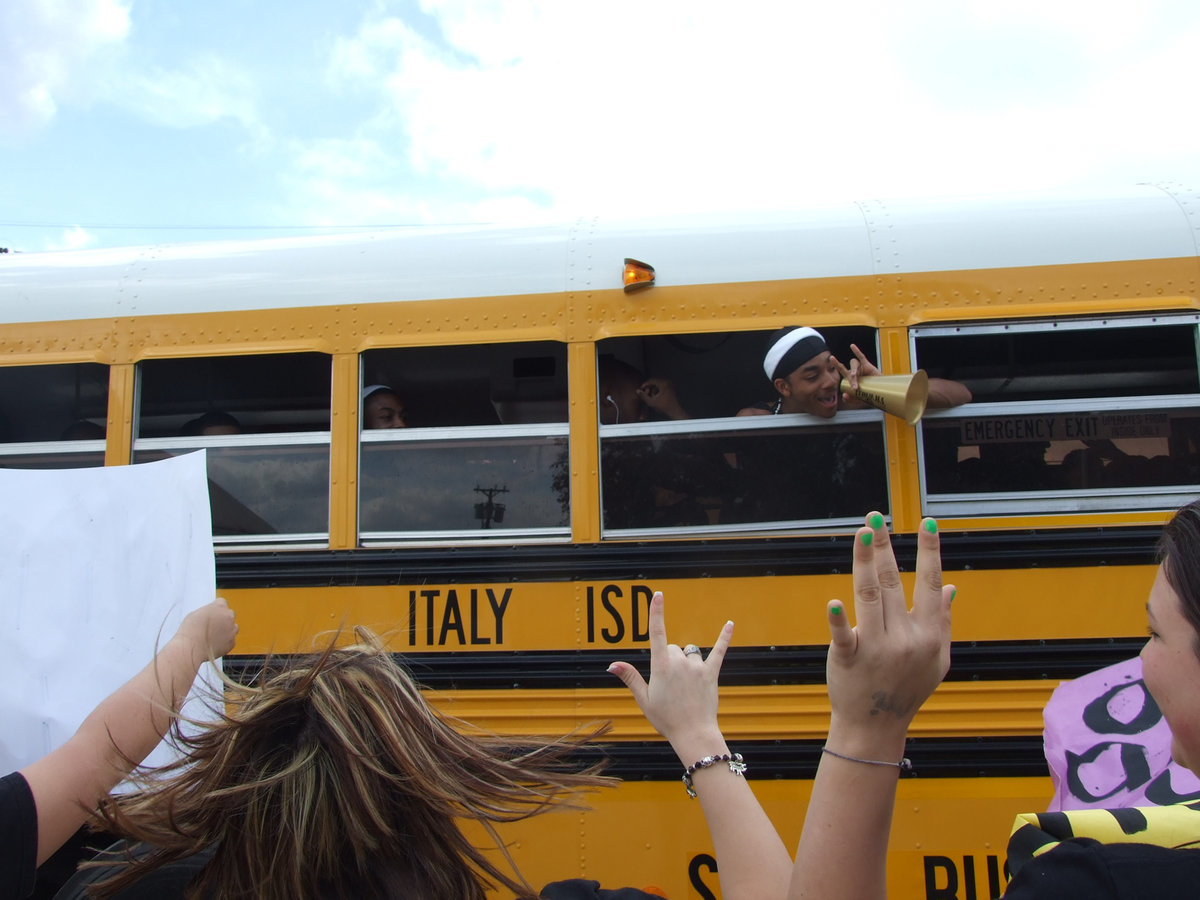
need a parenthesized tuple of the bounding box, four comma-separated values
(134, 353, 331, 543)
(915, 315, 1200, 516)
(359, 342, 570, 542)
(0, 363, 108, 470)
(602, 417, 889, 532)
(922, 408, 1200, 495)
(360, 433, 569, 536)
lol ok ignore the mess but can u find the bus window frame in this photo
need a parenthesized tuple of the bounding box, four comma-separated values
(0, 439, 107, 468)
(913, 313, 1200, 519)
(598, 407, 892, 539)
(357, 422, 571, 546)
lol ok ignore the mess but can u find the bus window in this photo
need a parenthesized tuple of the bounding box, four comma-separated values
(358, 342, 570, 542)
(133, 353, 332, 544)
(0, 363, 108, 470)
(914, 314, 1200, 516)
(597, 327, 888, 535)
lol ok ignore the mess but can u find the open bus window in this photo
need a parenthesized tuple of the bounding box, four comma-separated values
(597, 327, 889, 534)
(914, 314, 1200, 516)
(133, 353, 332, 544)
(0, 363, 108, 470)
(358, 342, 570, 542)
(361, 342, 568, 428)
(596, 327, 878, 421)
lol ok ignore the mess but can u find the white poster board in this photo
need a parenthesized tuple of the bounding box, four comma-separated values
(0, 452, 216, 775)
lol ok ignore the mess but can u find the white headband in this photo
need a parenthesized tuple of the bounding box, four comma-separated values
(762, 327, 825, 380)
(362, 384, 393, 401)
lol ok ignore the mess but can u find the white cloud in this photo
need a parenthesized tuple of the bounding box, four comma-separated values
(44, 225, 97, 252)
(114, 55, 262, 134)
(100, 0, 1200, 244)
(0, 0, 130, 135)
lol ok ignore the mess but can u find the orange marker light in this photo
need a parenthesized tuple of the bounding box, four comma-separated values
(623, 258, 655, 292)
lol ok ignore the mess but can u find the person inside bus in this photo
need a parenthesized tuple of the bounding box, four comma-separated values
(726, 327, 969, 522)
(56, 627, 666, 900)
(598, 358, 689, 424)
(180, 411, 241, 437)
(609, 511, 953, 899)
(737, 326, 972, 417)
(1, 598, 236, 900)
(598, 358, 731, 528)
(362, 384, 408, 429)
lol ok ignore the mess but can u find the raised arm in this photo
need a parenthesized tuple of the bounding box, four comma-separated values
(926, 378, 972, 409)
(838, 344, 971, 409)
(790, 513, 953, 900)
(637, 378, 690, 420)
(609, 593, 792, 900)
(19, 598, 237, 865)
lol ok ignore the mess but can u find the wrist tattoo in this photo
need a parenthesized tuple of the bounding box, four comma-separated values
(870, 690, 916, 718)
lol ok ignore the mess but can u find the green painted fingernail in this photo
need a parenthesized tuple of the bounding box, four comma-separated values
(868, 513, 884, 529)
(950, 588, 957, 603)
(831, 604, 843, 616)
(860, 531, 873, 546)
(924, 519, 938, 534)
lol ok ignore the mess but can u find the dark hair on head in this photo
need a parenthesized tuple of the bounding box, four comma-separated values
(1157, 498, 1200, 656)
(87, 629, 614, 900)
(180, 411, 241, 436)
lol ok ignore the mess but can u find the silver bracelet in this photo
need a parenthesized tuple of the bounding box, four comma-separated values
(682, 752, 747, 798)
(822, 745, 912, 773)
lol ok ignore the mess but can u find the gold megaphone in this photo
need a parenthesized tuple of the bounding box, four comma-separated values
(839, 370, 929, 425)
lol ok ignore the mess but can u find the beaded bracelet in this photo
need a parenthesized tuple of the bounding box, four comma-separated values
(682, 752, 747, 798)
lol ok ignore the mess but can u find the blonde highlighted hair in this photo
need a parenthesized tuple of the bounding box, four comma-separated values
(88, 628, 615, 899)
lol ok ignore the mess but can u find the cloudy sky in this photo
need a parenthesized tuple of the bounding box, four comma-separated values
(3, 0, 1199, 252)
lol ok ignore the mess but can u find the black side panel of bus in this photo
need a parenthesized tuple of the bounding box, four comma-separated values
(216, 527, 1160, 586)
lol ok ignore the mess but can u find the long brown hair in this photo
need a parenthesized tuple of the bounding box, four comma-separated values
(88, 629, 614, 899)
(1159, 498, 1200, 658)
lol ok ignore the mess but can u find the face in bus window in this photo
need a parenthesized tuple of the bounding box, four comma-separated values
(1141, 563, 1200, 773)
(773, 351, 842, 418)
(363, 389, 407, 429)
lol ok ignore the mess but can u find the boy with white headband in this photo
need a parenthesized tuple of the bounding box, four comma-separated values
(738, 326, 970, 417)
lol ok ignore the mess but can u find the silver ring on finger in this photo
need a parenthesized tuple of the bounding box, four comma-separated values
(683, 644, 702, 657)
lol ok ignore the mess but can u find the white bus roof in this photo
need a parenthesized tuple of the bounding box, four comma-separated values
(1, 184, 1196, 324)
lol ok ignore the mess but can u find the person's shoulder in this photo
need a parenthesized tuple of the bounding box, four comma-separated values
(1005, 838, 1200, 898)
(0, 772, 37, 900)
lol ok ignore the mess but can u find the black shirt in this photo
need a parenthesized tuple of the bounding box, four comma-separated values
(1003, 838, 1200, 898)
(0, 772, 39, 900)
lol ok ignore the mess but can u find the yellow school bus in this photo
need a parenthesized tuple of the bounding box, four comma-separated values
(3, 184, 1199, 897)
